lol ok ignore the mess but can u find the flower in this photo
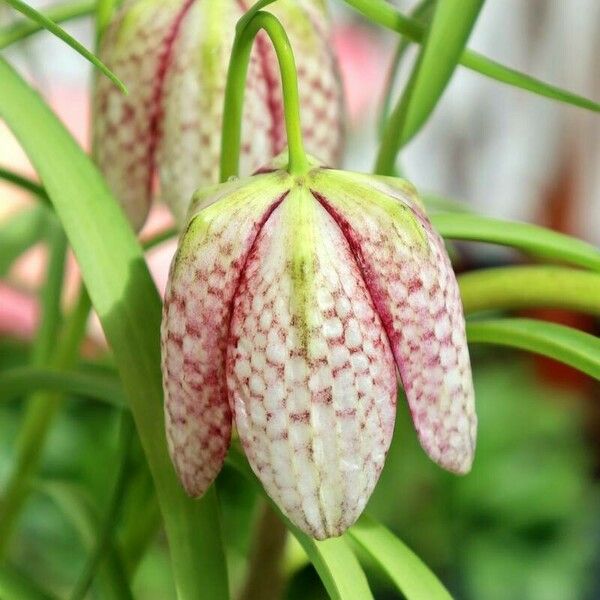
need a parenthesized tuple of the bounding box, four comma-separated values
(93, 0, 344, 230)
(161, 156, 477, 539)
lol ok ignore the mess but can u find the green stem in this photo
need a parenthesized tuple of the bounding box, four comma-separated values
(220, 10, 308, 181)
(459, 266, 600, 316)
(0, 286, 91, 557)
(0, 0, 94, 49)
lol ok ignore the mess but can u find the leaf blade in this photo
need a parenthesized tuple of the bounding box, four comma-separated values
(0, 0, 94, 49)
(403, 0, 485, 145)
(0, 366, 125, 407)
(467, 318, 600, 380)
(4, 0, 125, 92)
(349, 515, 452, 600)
(432, 212, 600, 272)
(0, 56, 229, 600)
(342, 0, 600, 112)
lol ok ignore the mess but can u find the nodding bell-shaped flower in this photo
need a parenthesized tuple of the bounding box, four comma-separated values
(94, 0, 344, 230)
(161, 155, 477, 539)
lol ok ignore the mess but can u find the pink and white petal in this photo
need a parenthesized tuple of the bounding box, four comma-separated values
(227, 187, 396, 539)
(261, 0, 345, 167)
(161, 173, 289, 496)
(94, 0, 195, 230)
(312, 170, 476, 474)
(158, 0, 343, 228)
(157, 0, 273, 225)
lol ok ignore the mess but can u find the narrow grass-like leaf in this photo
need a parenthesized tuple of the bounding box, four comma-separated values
(4, 0, 125, 93)
(36, 481, 133, 600)
(0, 0, 94, 49)
(0, 366, 125, 407)
(423, 193, 473, 214)
(70, 415, 135, 600)
(0, 166, 49, 203)
(343, 0, 600, 113)
(0, 287, 89, 558)
(433, 212, 600, 271)
(0, 57, 229, 600)
(377, 0, 484, 172)
(467, 318, 600, 380)
(227, 443, 374, 600)
(349, 515, 452, 600)
(0, 206, 48, 276)
(142, 226, 178, 251)
(379, 0, 436, 133)
(459, 266, 600, 316)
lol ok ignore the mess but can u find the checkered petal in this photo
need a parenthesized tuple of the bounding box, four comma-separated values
(161, 173, 289, 495)
(227, 186, 396, 539)
(311, 169, 477, 474)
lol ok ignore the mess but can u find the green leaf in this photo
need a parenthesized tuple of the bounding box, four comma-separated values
(343, 0, 600, 113)
(36, 481, 133, 600)
(467, 318, 600, 380)
(348, 515, 452, 600)
(432, 212, 600, 272)
(0, 0, 94, 49)
(70, 415, 135, 600)
(0, 166, 49, 203)
(227, 444, 374, 600)
(377, 0, 484, 172)
(459, 266, 600, 316)
(0, 57, 229, 600)
(379, 0, 436, 134)
(423, 193, 473, 214)
(0, 366, 126, 407)
(3, 0, 125, 93)
(0, 206, 48, 276)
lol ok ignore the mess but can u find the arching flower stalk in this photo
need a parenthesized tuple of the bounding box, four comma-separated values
(161, 155, 477, 539)
(93, 0, 344, 230)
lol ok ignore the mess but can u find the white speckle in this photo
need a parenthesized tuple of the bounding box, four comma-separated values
(330, 345, 350, 368)
(235, 359, 251, 380)
(324, 317, 343, 339)
(266, 342, 287, 365)
(250, 375, 266, 395)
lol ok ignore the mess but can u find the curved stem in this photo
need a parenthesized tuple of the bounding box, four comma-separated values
(459, 266, 600, 316)
(220, 10, 308, 182)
